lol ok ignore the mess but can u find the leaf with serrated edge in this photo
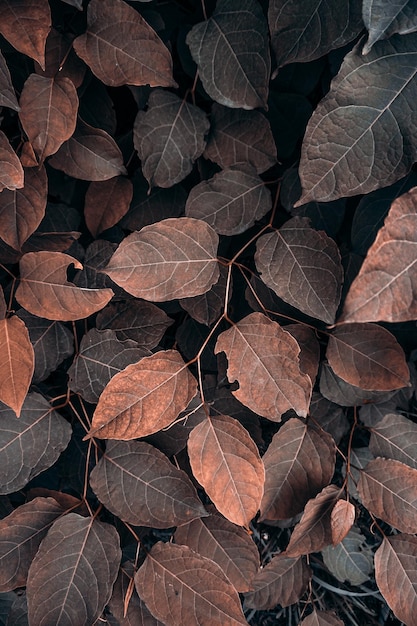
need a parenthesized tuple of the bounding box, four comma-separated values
(188, 414, 264, 527)
(369, 412, 417, 469)
(0, 316, 34, 417)
(0, 0, 51, 69)
(86, 349, 197, 440)
(215, 312, 311, 420)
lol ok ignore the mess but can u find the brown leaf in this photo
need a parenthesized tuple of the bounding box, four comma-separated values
(255, 217, 343, 324)
(358, 457, 417, 533)
(135, 542, 247, 625)
(321, 526, 374, 586)
(90, 440, 207, 528)
(85, 177, 133, 237)
(16, 251, 113, 321)
(109, 562, 165, 626)
(244, 554, 311, 609)
(179, 263, 229, 326)
(86, 349, 197, 440)
(330, 499, 355, 545)
(0, 287, 6, 319)
(215, 312, 312, 420)
(0, 166, 47, 251)
(0, 131, 24, 192)
(104, 217, 220, 302)
(285, 323, 320, 386)
(375, 534, 417, 626)
(0, 0, 51, 69)
(0, 316, 34, 416)
(300, 610, 344, 626)
(73, 0, 176, 88)
(34, 28, 86, 88)
(49, 117, 127, 181)
(19, 74, 78, 164)
(0, 50, 19, 110)
(134, 90, 209, 188)
(260, 418, 336, 521)
(369, 412, 417, 469)
(340, 186, 417, 323)
(188, 414, 265, 527)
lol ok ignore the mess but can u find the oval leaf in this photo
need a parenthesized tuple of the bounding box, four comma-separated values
(369, 412, 417, 469)
(214, 312, 312, 420)
(188, 414, 265, 527)
(85, 176, 133, 237)
(0, 131, 24, 192)
(0, 316, 34, 417)
(86, 349, 197, 440)
(16, 251, 114, 321)
(330, 499, 355, 545)
(0, 0, 51, 69)
(321, 527, 374, 586)
(104, 217, 220, 302)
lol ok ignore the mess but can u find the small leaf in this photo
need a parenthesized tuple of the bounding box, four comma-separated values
(0, 131, 24, 192)
(375, 534, 417, 626)
(321, 527, 374, 586)
(215, 312, 312, 420)
(90, 440, 207, 528)
(86, 349, 197, 440)
(0, 50, 19, 110)
(26, 514, 121, 626)
(73, 0, 176, 88)
(188, 414, 265, 527)
(135, 542, 247, 625)
(369, 412, 417, 469)
(16, 251, 113, 321)
(187, 0, 270, 109)
(330, 499, 355, 544)
(134, 90, 209, 188)
(0, 0, 51, 69)
(84, 177, 133, 237)
(104, 217, 220, 302)
(363, 0, 417, 54)
(0, 316, 34, 417)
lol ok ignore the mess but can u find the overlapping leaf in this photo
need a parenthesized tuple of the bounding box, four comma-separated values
(0, 0, 51, 69)
(179, 264, 229, 326)
(0, 50, 19, 110)
(300, 611, 344, 626)
(369, 412, 417, 468)
(363, 0, 417, 54)
(330, 499, 355, 544)
(321, 527, 374, 586)
(104, 217, 220, 301)
(84, 177, 133, 237)
(186, 0, 270, 109)
(215, 313, 312, 420)
(0, 132, 24, 192)
(109, 562, 164, 626)
(0, 316, 34, 417)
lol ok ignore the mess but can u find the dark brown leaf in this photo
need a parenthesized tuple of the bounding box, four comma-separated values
(319, 361, 397, 407)
(309, 393, 349, 445)
(0, 0, 51, 69)
(179, 264, 229, 326)
(34, 28, 86, 87)
(369, 412, 417, 469)
(85, 177, 133, 237)
(0, 316, 34, 417)
(109, 562, 165, 626)
(285, 323, 320, 386)
(0, 131, 24, 192)
(300, 610, 344, 626)
(0, 50, 19, 111)
(73, 0, 176, 88)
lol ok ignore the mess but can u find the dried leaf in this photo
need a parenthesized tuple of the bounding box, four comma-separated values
(85, 177, 133, 237)
(0, 0, 51, 69)
(363, 0, 417, 54)
(330, 499, 355, 544)
(0, 316, 34, 417)
(0, 50, 19, 111)
(104, 217, 220, 301)
(215, 312, 312, 420)
(16, 251, 114, 321)
(188, 414, 265, 527)
(321, 527, 374, 586)
(86, 349, 197, 440)
(369, 412, 417, 469)
(0, 131, 24, 192)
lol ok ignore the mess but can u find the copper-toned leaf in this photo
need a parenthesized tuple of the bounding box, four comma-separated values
(0, 166, 47, 251)
(19, 74, 78, 164)
(244, 554, 311, 609)
(255, 217, 343, 324)
(215, 312, 312, 420)
(330, 499, 355, 544)
(358, 457, 417, 533)
(186, 0, 270, 109)
(85, 177, 133, 237)
(0, 0, 51, 69)
(260, 418, 336, 522)
(204, 104, 277, 174)
(0, 392, 72, 494)
(188, 414, 264, 527)
(300, 610, 344, 626)
(185, 167, 272, 236)
(134, 90, 209, 188)
(49, 117, 126, 181)
(104, 217, 220, 302)
(0, 316, 34, 417)
(375, 534, 417, 626)
(179, 264, 229, 326)
(174, 507, 259, 593)
(321, 526, 374, 586)
(90, 440, 207, 528)
(0, 497, 63, 592)
(73, 0, 176, 88)
(16, 251, 113, 322)
(369, 412, 417, 469)
(135, 542, 247, 625)
(26, 514, 121, 626)
(86, 349, 197, 440)
(285, 485, 341, 557)
(340, 186, 417, 323)
(0, 131, 24, 192)
(326, 323, 410, 391)
(109, 562, 165, 626)
(0, 50, 19, 111)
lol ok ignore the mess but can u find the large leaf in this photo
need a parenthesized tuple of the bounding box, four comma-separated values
(0, 50, 19, 111)
(90, 440, 207, 528)
(86, 350, 197, 440)
(260, 418, 336, 522)
(375, 534, 417, 625)
(255, 217, 343, 324)
(0, 131, 24, 192)
(84, 177, 133, 237)
(135, 542, 247, 625)
(186, 0, 270, 109)
(18, 74, 78, 164)
(215, 312, 312, 420)
(358, 457, 417, 533)
(0, 316, 34, 416)
(297, 34, 417, 204)
(188, 414, 265, 527)
(363, 0, 417, 54)
(16, 251, 114, 321)
(26, 514, 121, 626)
(104, 217, 220, 302)
(0, 0, 51, 69)
(134, 90, 209, 188)
(369, 412, 417, 469)
(321, 527, 374, 586)
(0, 392, 72, 494)
(340, 186, 417, 323)
(73, 0, 176, 88)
